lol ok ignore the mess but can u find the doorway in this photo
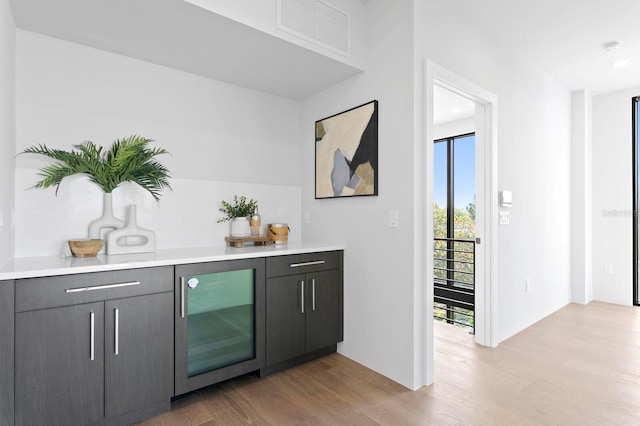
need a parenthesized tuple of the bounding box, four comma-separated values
(433, 129, 476, 332)
(423, 61, 498, 386)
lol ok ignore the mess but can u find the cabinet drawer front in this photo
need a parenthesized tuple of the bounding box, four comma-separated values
(16, 266, 173, 312)
(266, 251, 342, 278)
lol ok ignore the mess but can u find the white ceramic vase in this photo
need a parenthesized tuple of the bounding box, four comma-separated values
(88, 192, 125, 239)
(230, 217, 251, 237)
(106, 204, 156, 255)
(88, 192, 125, 253)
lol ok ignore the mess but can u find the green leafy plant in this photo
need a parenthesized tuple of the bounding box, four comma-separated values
(20, 135, 171, 201)
(218, 195, 258, 222)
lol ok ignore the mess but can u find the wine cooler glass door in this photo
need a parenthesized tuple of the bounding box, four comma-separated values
(186, 269, 255, 377)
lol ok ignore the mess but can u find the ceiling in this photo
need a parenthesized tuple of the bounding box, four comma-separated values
(458, 0, 640, 94)
(9, 0, 640, 99)
(9, 0, 363, 100)
(434, 86, 475, 125)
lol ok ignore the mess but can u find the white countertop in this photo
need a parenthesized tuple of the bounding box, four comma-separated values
(0, 242, 345, 280)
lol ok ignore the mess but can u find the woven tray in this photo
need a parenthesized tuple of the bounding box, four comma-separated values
(225, 236, 274, 248)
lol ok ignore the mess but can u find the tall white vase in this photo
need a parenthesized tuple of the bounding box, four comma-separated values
(88, 193, 125, 254)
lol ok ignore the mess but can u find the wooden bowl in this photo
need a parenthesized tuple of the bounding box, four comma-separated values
(68, 239, 103, 257)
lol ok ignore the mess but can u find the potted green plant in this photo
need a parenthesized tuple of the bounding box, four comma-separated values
(20, 135, 171, 239)
(218, 195, 258, 237)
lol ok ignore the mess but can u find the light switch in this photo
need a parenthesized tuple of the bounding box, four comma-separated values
(499, 211, 510, 225)
(389, 210, 399, 228)
(303, 211, 311, 224)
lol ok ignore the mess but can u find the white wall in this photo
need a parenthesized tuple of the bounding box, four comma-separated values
(302, 0, 417, 388)
(591, 86, 637, 305)
(0, 0, 15, 268)
(416, 1, 572, 344)
(301, 0, 571, 390)
(15, 31, 302, 257)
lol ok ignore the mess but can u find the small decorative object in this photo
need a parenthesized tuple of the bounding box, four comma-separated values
(106, 205, 156, 255)
(315, 100, 378, 198)
(68, 239, 104, 258)
(218, 195, 258, 237)
(250, 206, 261, 236)
(230, 217, 251, 237)
(20, 135, 171, 250)
(267, 223, 290, 245)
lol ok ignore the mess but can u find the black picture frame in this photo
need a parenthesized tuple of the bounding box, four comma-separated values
(315, 100, 378, 199)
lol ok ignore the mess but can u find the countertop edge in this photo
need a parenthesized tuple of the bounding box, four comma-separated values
(0, 242, 345, 280)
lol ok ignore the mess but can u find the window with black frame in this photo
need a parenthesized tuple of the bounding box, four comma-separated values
(433, 133, 476, 331)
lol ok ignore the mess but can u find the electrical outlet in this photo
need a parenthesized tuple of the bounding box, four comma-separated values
(604, 264, 613, 275)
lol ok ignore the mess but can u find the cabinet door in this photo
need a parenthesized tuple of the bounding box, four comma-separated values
(0, 281, 14, 426)
(306, 269, 343, 353)
(105, 292, 174, 418)
(15, 302, 105, 426)
(266, 274, 306, 365)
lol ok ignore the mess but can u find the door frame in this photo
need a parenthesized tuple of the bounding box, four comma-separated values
(633, 96, 639, 306)
(423, 60, 498, 385)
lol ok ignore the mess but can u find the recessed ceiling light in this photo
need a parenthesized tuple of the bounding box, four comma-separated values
(452, 107, 461, 114)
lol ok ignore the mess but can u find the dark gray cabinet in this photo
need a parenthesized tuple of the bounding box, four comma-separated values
(0, 281, 14, 426)
(305, 268, 343, 352)
(265, 251, 343, 368)
(4, 249, 344, 425)
(265, 273, 307, 363)
(14, 266, 173, 426)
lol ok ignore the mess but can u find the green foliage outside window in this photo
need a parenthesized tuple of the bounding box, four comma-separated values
(433, 202, 475, 330)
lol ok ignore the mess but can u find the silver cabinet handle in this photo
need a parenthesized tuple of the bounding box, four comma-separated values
(66, 281, 140, 293)
(301, 280, 305, 314)
(312, 278, 316, 311)
(290, 260, 325, 268)
(180, 277, 185, 318)
(114, 308, 119, 355)
(90, 311, 95, 361)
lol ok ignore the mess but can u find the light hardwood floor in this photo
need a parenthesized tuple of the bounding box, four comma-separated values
(138, 302, 640, 425)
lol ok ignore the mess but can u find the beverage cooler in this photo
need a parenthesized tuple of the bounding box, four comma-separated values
(174, 258, 265, 395)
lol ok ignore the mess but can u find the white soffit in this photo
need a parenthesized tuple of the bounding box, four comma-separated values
(9, 0, 363, 100)
(278, 0, 350, 56)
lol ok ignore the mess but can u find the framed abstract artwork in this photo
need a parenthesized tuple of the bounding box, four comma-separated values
(315, 100, 378, 199)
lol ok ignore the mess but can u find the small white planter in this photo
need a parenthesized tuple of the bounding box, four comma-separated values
(230, 217, 251, 237)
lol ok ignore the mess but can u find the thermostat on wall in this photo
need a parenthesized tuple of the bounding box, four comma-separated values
(500, 190, 512, 207)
